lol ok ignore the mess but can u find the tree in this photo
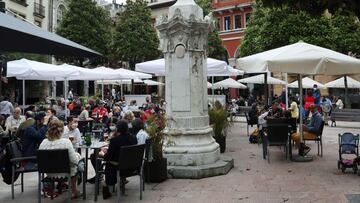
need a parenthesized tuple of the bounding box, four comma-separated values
(239, 3, 360, 57)
(195, 0, 227, 61)
(56, 0, 112, 66)
(113, 0, 160, 70)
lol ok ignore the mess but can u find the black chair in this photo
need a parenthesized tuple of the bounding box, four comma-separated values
(144, 138, 152, 184)
(7, 140, 38, 199)
(264, 124, 290, 163)
(245, 112, 258, 137)
(304, 121, 325, 156)
(37, 149, 71, 203)
(117, 144, 146, 202)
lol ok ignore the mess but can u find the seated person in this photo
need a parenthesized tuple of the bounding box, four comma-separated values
(78, 104, 92, 121)
(132, 118, 149, 144)
(101, 120, 137, 199)
(128, 100, 139, 112)
(5, 107, 26, 135)
(92, 101, 109, 123)
(15, 111, 35, 139)
(63, 116, 81, 147)
(22, 111, 48, 157)
(46, 108, 59, 122)
(267, 101, 283, 119)
(39, 120, 82, 199)
(0, 115, 6, 142)
(291, 105, 323, 155)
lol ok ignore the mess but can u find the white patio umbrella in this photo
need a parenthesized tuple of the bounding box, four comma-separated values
(7, 58, 80, 108)
(135, 58, 243, 76)
(207, 82, 212, 88)
(212, 78, 247, 89)
(238, 74, 286, 85)
(143, 79, 164, 86)
(325, 76, 360, 88)
(253, 41, 360, 160)
(288, 77, 326, 89)
(96, 79, 143, 85)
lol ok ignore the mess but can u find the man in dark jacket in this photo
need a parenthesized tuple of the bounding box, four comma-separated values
(21, 112, 48, 157)
(102, 119, 137, 199)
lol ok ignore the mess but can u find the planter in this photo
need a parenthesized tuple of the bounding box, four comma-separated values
(145, 158, 167, 183)
(214, 136, 226, 153)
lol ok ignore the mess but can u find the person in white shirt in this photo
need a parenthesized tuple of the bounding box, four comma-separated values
(336, 97, 344, 109)
(5, 107, 25, 135)
(131, 118, 149, 144)
(62, 116, 81, 146)
(0, 96, 14, 120)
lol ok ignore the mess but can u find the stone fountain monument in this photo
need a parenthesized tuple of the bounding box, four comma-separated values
(156, 0, 233, 178)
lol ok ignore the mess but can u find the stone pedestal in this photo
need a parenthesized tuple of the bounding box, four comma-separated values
(156, 0, 233, 179)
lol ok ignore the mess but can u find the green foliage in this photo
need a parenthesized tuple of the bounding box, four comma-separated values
(208, 30, 227, 60)
(56, 0, 112, 65)
(194, 0, 212, 16)
(208, 101, 230, 138)
(146, 113, 166, 160)
(239, 3, 360, 57)
(113, 0, 161, 70)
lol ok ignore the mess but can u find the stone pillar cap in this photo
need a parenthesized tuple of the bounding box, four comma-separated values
(168, 0, 203, 21)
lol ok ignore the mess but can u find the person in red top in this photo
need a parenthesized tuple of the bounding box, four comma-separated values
(92, 101, 108, 123)
(304, 89, 314, 118)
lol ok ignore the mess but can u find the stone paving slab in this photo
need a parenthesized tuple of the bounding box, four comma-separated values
(1, 121, 360, 202)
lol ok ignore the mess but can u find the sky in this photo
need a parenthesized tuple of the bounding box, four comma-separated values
(104, 0, 127, 4)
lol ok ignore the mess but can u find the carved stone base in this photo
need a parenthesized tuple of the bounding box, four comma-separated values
(164, 127, 233, 178)
(167, 155, 233, 179)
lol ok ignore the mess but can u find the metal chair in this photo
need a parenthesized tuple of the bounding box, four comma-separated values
(117, 144, 146, 202)
(245, 112, 258, 137)
(304, 121, 325, 156)
(36, 149, 71, 203)
(264, 123, 290, 163)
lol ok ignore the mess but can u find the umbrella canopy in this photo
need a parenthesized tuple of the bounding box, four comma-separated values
(0, 12, 101, 57)
(325, 76, 360, 88)
(288, 77, 326, 89)
(59, 64, 117, 80)
(95, 66, 152, 80)
(212, 78, 247, 89)
(143, 79, 164, 86)
(7, 58, 79, 80)
(96, 79, 143, 85)
(238, 74, 286, 85)
(207, 81, 212, 88)
(236, 41, 360, 75)
(135, 58, 243, 76)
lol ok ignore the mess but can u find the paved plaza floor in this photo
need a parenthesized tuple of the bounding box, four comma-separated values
(1, 119, 360, 203)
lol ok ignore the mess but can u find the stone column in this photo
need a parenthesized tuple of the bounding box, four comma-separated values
(156, 0, 233, 179)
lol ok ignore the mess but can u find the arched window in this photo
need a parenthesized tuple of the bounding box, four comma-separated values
(57, 4, 66, 24)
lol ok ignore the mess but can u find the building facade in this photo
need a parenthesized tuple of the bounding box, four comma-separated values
(212, 0, 253, 66)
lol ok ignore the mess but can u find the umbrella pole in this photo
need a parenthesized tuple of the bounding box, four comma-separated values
(285, 73, 288, 110)
(22, 80, 25, 108)
(264, 73, 268, 105)
(344, 75, 348, 108)
(293, 74, 313, 162)
(52, 80, 56, 98)
(212, 76, 215, 104)
(64, 78, 68, 120)
(102, 80, 104, 101)
(121, 83, 123, 101)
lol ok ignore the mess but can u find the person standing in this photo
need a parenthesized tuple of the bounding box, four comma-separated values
(289, 96, 299, 120)
(336, 97, 344, 109)
(0, 96, 14, 120)
(313, 84, 321, 111)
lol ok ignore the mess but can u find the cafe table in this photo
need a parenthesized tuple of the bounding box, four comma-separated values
(76, 141, 108, 201)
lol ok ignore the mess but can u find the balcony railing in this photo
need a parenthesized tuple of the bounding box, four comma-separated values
(10, 0, 28, 7)
(33, 2, 45, 18)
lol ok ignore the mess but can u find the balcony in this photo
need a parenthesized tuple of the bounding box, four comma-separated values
(10, 0, 28, 7)
(33, 2, 45, 18)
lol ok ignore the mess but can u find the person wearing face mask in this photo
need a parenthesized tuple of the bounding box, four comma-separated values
(291, 105, 323, 156)
(62, 116, 81, 147)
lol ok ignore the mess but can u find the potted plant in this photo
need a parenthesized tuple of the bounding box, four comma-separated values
(208, 101, 231, 153)
(145, 112, 167, 182)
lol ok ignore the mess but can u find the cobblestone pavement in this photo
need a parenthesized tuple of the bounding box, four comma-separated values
(1, 120, 360, 203)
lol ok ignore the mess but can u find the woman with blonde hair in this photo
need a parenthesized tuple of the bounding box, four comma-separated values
(39, 120, 82, 198)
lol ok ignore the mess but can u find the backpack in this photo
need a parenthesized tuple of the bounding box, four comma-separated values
(249, 128, 260, 144)
(0, 140, 22, 184)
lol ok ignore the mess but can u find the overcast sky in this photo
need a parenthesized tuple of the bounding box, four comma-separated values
(104, 0, 126, 4)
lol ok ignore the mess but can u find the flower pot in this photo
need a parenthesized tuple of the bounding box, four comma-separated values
(214, 136, 226, 153)
(144, 158, 167, 183)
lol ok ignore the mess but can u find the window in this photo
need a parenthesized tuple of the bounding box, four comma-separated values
(245, 13, 252, 27)
(234, 14, 242, 29)
(223, 16, 231, 31)
(34, 20, 41, 27)
(57, 5, 65, 24)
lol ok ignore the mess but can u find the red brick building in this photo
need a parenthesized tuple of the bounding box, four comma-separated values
(212, 0, 254, 66)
